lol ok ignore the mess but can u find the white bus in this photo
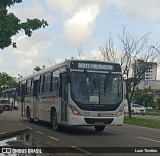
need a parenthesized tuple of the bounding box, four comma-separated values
(2, 88, 18, 109)
(17, 59, 126, 132)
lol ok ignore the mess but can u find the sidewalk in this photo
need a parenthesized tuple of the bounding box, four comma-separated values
(125, 114, 160, 120)
(133, 114, 160, 120)
(0, 114, 29, 140)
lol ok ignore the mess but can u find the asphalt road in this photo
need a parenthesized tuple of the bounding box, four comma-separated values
(1, 110, 160, 156)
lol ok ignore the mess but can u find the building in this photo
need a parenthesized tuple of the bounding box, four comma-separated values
(132, 59, 157, 80)
(145, 62, 157, 80)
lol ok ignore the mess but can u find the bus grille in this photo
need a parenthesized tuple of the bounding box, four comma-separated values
(84, 118, 114, 124)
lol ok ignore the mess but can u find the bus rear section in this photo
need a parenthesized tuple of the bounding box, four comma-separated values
(2, 88, 18, 110)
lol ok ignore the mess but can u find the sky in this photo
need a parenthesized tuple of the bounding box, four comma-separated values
(0, 0, 160, 79)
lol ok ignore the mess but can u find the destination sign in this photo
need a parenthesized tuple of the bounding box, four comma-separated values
(70, 61, 121, 72)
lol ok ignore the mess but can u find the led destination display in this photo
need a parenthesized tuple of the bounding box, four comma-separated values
(70, 61, 121, 72)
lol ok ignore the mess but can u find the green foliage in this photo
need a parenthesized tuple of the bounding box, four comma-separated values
(124, 116, 160, 129)
(132, 87, 154, 107)
(146, 110, 160, 116)
(154, 99, 160, 110)
(0, 0, 48, 49)
(34, 66, 42, 72)
(33, 65, 46, 72)
(0, 72, 17, 96)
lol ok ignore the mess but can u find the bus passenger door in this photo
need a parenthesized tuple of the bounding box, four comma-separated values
(33, 80, 39, 119)
(60, 73, 68, 122)
(20, 84, 25, 117)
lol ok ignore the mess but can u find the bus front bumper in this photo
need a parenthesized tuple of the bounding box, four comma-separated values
(67, 113, 124, 126)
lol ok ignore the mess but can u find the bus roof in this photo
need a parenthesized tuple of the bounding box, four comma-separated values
(18, 59, 121, 82)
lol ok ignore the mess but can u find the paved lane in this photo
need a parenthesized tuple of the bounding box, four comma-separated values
(2, 110, 160, 155)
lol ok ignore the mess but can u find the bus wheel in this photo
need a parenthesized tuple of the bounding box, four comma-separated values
(27, 109, 34, 123)
(51, 111, 61, 132)
(94, 125, 105, 132)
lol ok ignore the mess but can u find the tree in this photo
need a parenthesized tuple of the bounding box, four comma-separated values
(99, 34, 117, 63)
(76, 45, 84, 59)
(132, 87, 154, 107)
(0, 0, 48, 49)
(0, 72, 17, 96)
(100, 27, 160, 118)
(33, 65, 45, 72)
(155, 99, 160, 110)
(33, 66, 42, 72)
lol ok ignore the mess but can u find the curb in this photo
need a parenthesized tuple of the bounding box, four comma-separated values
(124, 124, 160, 130)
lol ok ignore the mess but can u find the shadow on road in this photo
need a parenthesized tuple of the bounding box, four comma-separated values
(22, 119, 117, 136)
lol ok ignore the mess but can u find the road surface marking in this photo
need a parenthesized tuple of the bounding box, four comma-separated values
(70, 146, 91, 154)
(5, 123, 18, 125)
(49, 136, 60, 141)
(124, 124, 160, 131)
(18, 123, 33, 130)
(138, 137, 160, 143)
(35, 131, 44, 134)
(0, 132, 7, 135)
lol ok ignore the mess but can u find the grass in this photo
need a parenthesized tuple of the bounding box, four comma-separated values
(124, 116, 160, 129)
(145, 111, 160, 116)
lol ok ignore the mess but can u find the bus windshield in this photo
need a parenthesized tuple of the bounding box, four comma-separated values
(71, 72, 123, 105)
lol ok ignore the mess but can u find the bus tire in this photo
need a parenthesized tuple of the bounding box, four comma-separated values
(27, 108, 34, 123)
(94, 125, 105, 132)
(51, 111, 61, 132)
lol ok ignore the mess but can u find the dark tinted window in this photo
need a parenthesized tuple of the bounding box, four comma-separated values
(50, 70, 59, 95)
(0, 100, 10, 104)
(44, 73, 51, 93)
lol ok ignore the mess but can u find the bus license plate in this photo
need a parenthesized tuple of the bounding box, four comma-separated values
(94, 122, 104, 125)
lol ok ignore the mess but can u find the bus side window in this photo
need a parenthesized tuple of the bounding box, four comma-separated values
(33, 80, 38, 98)
(26, 80, 28, 95)
(38, 76, 42, 94)
(39, 75, 44, 94)
(42, 75, 45, 93)
(44, 73, 51, 93)
(18, 83, 20, 96)
(26, 79, 32, 96)
(30, 79, 33, 95)
(51, 71, 59, 95)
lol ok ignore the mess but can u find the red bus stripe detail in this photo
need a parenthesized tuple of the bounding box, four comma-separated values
(48, 96, 58, 99)
(41, 96, 58, 99)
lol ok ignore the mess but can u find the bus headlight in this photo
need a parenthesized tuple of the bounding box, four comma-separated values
(70, 106, 81, 116)
(116, 108, 124, 117)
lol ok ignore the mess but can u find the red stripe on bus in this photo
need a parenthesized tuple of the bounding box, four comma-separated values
(48, 96, 58, 99)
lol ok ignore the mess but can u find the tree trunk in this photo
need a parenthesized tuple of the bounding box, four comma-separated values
(127, 96, 132, 118)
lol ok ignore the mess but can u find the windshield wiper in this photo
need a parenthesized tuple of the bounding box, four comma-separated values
(93, 74, 97, 89)
(104, 71, 111, 93)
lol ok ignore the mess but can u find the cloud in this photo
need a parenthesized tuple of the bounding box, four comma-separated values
(45, 0, 107, 15)
(0, 55, 4, 64)
(9, 0, 54, 24)
(109, 0, 160, 20)
(45, 0, 108, 47)
(12, 32, 54, 70)
(85, 49, 101, 60)
(61, 5, 100, 46)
